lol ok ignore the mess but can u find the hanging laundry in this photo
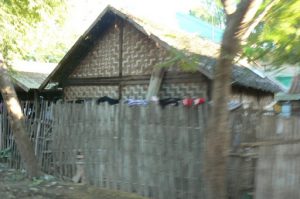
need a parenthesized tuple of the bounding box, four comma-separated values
(124, 99, 148, 106)
(182, 98, 193, 107)
(75, 99, 85, 104)
(150, 96, 159, 102)
(194, 98, 206, 105)
(96, 96, 119, 105)
(159, 98, 182, 108)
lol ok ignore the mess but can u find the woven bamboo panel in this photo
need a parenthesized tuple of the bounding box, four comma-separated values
(70, 24, 120, 78)
(241, 94, 259, 108)
(122, 84, 148, 99)
(64, 86, 119, 100)
(159, 82, 206, 98)
(122, 22, 169, 76)
(258, 95, 273, 107)
(230, 93, 242, 103)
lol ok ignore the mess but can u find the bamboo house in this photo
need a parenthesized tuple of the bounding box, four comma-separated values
(40, 6, 282, 107)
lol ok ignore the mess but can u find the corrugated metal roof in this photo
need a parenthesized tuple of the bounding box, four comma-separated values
(11, 71, 48, 92)
(10, 61, 56, 92)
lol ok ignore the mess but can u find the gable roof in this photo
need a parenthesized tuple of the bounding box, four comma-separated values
(10, 61, 56, 92)
(39, 5, 282, 93)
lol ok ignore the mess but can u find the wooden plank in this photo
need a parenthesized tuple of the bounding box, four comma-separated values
(146, 67, 165, 100)
(241, 139, 300, 147)
(63, 72, 207, 87)
(255, 115, 300, 199)
(137, 106, 146, 196)
(58, 102, 65, 177)
(122, 104, 132, 192)
(34, 99, 43, 156)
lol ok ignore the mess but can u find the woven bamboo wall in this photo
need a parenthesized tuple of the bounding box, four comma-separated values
(258, 95, 273, 107)
(70, 20, 169, 79)
(70, 23, 120, 78)
(121, 82, 207, 99)
(159, 82, 207, 98)
(230, 87, 273, 108)
(64, 86, 119, 100)
(122, 21, 169, 76)
(64, 18, 209, 100)
(63, 17, 271, 106)
(122, 85, 148, 99)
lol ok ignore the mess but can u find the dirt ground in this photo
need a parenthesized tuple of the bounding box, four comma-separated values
(0, 163, 148, 199)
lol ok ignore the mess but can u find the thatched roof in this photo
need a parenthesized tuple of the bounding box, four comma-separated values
(10, 61, 56, 92)
(39, 5, 282, 93)
(199, 57, 284, 93)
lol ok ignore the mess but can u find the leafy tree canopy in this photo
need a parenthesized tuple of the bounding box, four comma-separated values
(0, 0, 68, 62)
(244, 0, 300, 66)
(189, 0, 225, 28)
(189, 0, 300, 68)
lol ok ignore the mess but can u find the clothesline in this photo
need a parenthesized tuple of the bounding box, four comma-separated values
(95, 96, 206, 107)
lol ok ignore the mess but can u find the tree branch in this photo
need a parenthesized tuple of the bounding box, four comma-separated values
(222, 0, 262, 56)
(222, 0, 263, 53)
(235, 0, 263, 37)
(242, 0, 279, 41)
(221, 0, 237, 15)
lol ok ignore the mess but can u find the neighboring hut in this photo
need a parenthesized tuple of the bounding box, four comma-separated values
(273, 74, 300, 116)
(9, 61, 61, 101)
(40, 6, 282, 107)
(264, 65, 299, 91)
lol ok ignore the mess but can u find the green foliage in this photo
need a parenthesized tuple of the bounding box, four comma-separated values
(189, 0, 225, 28)
(190, 0, 300, 68)
(243, 0, 300, 66)
(0, 0, 68, 62)
(0, 147, 11, 159)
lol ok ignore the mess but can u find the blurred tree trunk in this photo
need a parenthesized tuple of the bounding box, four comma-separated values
(0, 56, 40, 178)
(204, 0, 277, 198)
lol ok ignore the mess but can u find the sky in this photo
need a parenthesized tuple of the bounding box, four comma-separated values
(66, 0, 205, 35)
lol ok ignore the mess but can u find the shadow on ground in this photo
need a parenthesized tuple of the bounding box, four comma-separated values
(0, 163, 149, 199)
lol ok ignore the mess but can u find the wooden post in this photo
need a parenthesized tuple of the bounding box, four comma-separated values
(146, 67, 165, 100)
(33, 90, 41, 119)
(72, 149, 86, 183)
(118, 18, 124, 99)
(34, 90, 42, 156)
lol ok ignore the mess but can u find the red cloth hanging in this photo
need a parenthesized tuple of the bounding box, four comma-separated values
(182, 98, 193, 106)
(194, 98, 206, 105)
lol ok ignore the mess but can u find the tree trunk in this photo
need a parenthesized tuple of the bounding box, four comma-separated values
(0, 59, 40, 178)
(204, 27, 238, 199)
(204, 0, 265, 198)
